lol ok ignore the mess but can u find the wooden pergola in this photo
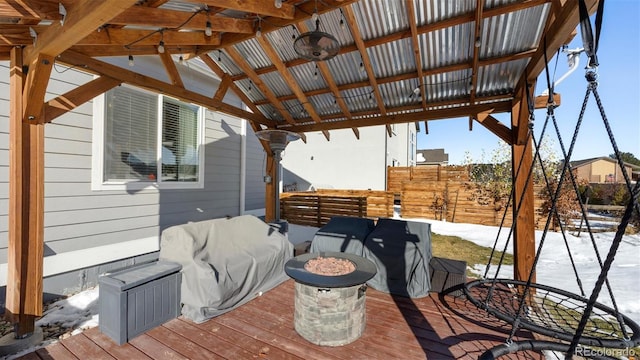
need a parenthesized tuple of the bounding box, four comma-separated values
(0, 0, 596, 337)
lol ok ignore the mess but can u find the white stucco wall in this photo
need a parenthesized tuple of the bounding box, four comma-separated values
(281, 124, 416, 191)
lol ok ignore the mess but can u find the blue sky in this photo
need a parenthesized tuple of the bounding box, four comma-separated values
(417, 1, 640, 165)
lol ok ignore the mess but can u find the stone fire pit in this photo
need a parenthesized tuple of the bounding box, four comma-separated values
(284, 252, 377, 346)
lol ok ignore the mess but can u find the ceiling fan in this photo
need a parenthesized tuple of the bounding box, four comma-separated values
(293, 18, 340, 61)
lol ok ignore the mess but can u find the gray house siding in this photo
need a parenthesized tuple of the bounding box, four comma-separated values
(0, 61, 251, 296)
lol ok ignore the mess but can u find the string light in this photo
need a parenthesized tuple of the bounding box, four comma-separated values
(274, 0, 282, 9)
(256, 17, 262, 38)
(128, 54, 134, 67)
(311, 0, 319, 23)
(157, 31, 165, 54)
(291, 25, 297, 40)
(179, 55, 185, 64)
(314, 64, 319, 80)
(339, 9, 346, 30)
(359, 61, 365, 73)
(217, 50, 222, 62)
(205, 20, 212, 37)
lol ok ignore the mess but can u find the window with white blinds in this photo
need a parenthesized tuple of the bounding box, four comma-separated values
(98, 86, 203, 189)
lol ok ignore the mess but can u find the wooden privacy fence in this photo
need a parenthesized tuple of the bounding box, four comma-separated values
(387, 165, 469, 195)
(280, 189, 394, 227)
(391, 166, 548, 229)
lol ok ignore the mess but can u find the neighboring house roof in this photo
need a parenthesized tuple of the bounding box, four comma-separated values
(417, 149, 449, 165)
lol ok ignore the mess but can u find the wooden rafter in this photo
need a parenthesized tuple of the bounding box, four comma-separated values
(249, 50, 535, 106)
(468, 0, 484, 131)
(56, 50, 275, 128)
(159, 50, 185, 88)
(406, 0, 428, 133)
(297, 21, 360, 139)
(223, 46, 297, 127)
(342, 6, 392, 137)
(227, 0, 546, 83)
(254, 34, 330, 141)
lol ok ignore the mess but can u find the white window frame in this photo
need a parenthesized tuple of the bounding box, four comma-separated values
(92, 85, 205, 191)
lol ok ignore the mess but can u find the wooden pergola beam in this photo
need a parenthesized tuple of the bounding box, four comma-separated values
(255, 34, 330, 141)
(23, 0, 139, 63)
(283, 101, 514, 133)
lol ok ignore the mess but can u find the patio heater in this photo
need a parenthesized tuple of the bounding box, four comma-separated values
(255, 129, 301, 222)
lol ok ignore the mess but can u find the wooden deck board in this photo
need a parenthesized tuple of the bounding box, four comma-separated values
(15, 279, 545, 359)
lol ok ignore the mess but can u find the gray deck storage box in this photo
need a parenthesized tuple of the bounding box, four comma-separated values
(99, 261, 182, 345)
(429, 257, 466, 296)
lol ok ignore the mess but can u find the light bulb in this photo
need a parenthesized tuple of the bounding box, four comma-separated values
(205, 21, 212, 37)
(368, 95, 374, 104)
(314, 71, 318, 80)
(179, 55, 184, 64)
(128, 54, 134, 67)
(340, 18, 345, 30)
(311, 12, 319, 23)
(158, 41, 165, 54)
(274, 0, 282, 8)
(359, 62, 365, 73)
(413, 87, 421, 95)
(256, 27, 262, 38)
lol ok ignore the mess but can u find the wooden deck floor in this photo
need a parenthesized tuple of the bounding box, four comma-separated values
(16, 280, 544, 359)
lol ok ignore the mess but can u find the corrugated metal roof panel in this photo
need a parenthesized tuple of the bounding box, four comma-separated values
(379, 80, 415, 108)
(352, 0, 409, 39)
(266, 24, 299, 63)
(309, 93, 343, 117)
(259, 71, 293, 97)
(419, 23, 474, 70)
(477, 59, 528, 97)
(423, 70, 472, 103)
(288, 63, 328, 92)
(296, 9, 355, 47)
(413, 0, 475, 25)
(234, 39, 272, 70)
(367, 38, 416, 78)
(326, 51, 370, 86)
(481, 3, 550, 58)
(213, 49, 242, 76)
(236, 78, 266, 102)
(340, 87, 376, 113)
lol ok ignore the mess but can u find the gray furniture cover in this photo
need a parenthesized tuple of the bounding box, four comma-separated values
(159, 215, 294, 323)
(310, 216, 375, 256)
(362, 218, 432, 298)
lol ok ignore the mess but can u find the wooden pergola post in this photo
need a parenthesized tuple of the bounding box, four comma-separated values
(510, 82, 536, 283)
(6, 47, 45, 337)
(264, 152, 276, 223)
